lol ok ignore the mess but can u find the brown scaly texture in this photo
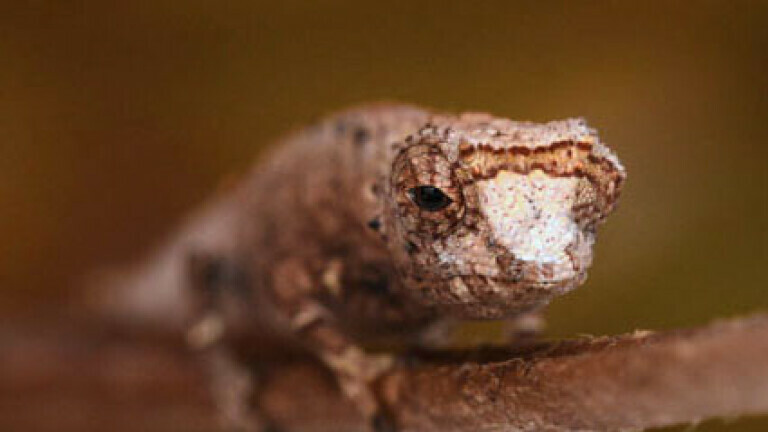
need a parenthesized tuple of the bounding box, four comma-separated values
(96, 103, 626, 430)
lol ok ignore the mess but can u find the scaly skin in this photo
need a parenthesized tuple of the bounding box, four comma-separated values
(106, 103, 626, 431)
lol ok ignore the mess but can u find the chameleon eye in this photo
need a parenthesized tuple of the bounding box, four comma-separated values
(391, 144, 464, 236)
(408, 186, 453, 211)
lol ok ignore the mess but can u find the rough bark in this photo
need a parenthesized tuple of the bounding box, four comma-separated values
(2, 314, 768, 431)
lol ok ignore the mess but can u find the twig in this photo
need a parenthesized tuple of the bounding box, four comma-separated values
(2, 314, 768, 431)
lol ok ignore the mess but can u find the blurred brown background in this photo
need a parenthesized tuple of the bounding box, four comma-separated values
(1, 1, 767, 430)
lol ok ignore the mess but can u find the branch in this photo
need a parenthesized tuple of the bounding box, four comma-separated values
(2, 315, 768, 431)
(259, 314, 768, 431)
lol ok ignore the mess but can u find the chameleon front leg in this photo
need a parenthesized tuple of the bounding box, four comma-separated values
(271, 258, 397, 432)
(186, 253, 278, 432)
(301, 318, 396, 431)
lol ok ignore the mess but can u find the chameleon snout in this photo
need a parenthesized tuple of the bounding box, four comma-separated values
(491, 223, 591, 288)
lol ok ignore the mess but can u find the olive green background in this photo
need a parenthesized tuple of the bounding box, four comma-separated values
(1, 1, 767, 430)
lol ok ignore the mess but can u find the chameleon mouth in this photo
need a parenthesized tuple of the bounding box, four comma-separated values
(447, 273, 585, 288)
(442, 273, 584, 298)
(417, 273, 587, 319)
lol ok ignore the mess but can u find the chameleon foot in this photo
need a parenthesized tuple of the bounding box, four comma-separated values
(325, 348, 397, 431)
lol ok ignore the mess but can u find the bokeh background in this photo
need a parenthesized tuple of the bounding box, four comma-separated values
(2, 1, 767, 430)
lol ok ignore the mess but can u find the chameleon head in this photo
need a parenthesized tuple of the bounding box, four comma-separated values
(384, 114, 626, 319)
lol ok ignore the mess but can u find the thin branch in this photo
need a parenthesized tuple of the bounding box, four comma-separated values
(2, 314, 768, 431)
(258, 314, 768, 431)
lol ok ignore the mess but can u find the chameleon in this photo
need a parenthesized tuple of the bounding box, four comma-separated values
(99, 103, 626, 431)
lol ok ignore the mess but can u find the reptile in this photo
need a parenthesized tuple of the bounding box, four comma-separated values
(99, 103, 626, 431)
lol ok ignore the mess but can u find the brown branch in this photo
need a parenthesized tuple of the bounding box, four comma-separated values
(2, 314, 768, 431)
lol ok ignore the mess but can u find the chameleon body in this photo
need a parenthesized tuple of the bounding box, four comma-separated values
(106, 103, 625, 430)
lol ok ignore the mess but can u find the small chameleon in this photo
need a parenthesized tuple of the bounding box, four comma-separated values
(101, 103, 626, 431)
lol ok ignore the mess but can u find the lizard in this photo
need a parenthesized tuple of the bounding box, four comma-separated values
(97, 103, 626, 431)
